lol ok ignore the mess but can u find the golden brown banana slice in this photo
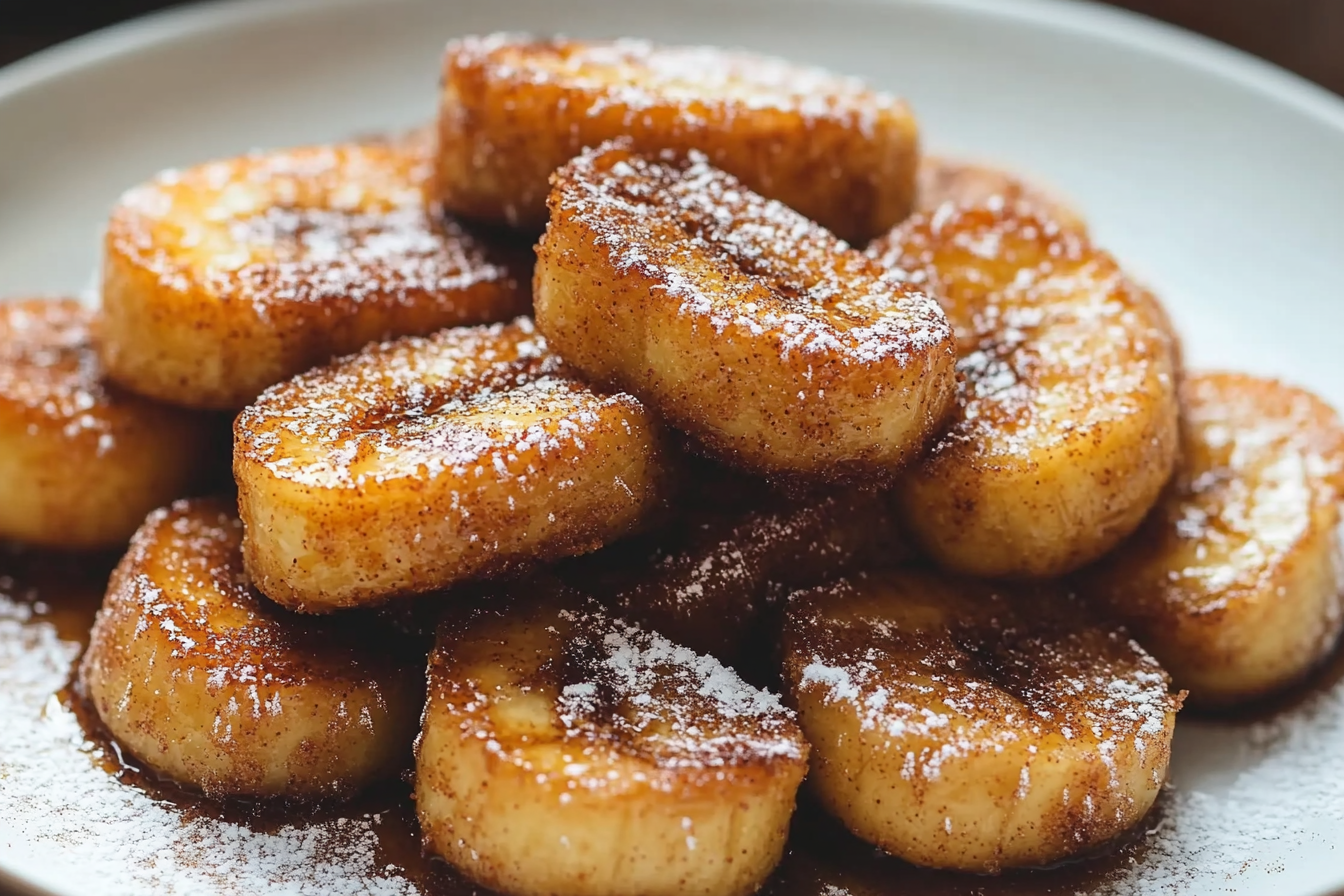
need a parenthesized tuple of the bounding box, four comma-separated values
(915, 156, 1087, 234)
(0, 298, 216, 548)
(565, 487, 906, 663)
(101, 141, 530, 409)
(871, 203, 1180, 578)
(1084, 372, 1344, 708)
(416, 582, 809, 896)
(534, 142, 958, 482)
(433, 34, 920, 244)
(235, 318, 672, 612)
(782, 569, 1182, 872)
(78, 498, 421, 799)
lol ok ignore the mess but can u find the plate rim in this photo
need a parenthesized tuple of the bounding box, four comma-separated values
(2, 0, 1343, 136)
(2, 1, 1344, 896)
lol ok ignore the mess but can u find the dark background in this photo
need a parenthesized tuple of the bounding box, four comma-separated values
(1, 0, 1343, 96)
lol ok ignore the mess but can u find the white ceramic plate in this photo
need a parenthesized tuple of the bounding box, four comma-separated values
(3, 1, 1344, 894)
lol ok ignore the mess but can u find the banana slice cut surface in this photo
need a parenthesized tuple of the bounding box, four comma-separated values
(416, 583, 808, 896)
(0, 298, 216, 548)
(102, 142, 530, 409)
(535, 141, 957, 482)
(235, 318, 672, 612)
(433, 34, 919, 243)
(782, 569, 1181, 872)
(915, 156, 1087, 235)
(871, 203, 1180, 578)
(78, 498, 421, 799)
(1085, 372, 1344, 707)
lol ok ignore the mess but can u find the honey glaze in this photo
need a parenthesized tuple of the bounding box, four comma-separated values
(0, 549, 1335, 896)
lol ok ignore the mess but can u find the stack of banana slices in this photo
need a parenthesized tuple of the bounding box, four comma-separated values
(2, 32, 1341, 896)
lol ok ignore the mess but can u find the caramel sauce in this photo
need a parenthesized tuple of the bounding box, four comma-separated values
(1, 548, 1161, 896)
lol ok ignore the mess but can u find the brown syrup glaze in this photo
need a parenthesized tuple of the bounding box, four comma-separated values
(0, 548, 1211, 896)
(0, 545, 117, 639)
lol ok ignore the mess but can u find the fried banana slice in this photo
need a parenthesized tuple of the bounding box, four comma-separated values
(915, 156, 1086, 234)
(416, 583, 809, 896)
(235, 318, 671, 612)
(782, 569, 1181, 872)
(102, 141, 530, 409)
(564, 488, 906, 663)
(78, 498, 421, 799)
(1084, 372, 1344, 708)
(871, 203, 1180, 578)
(433, 34, 919, 244)
(535, 142, 958, 482)
(0, 298, 216, 548)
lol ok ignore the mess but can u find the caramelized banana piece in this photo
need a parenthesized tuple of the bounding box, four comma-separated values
(535, 143, 957, 482)
(102, 142, 530, 409)
(0, 298, 216, 548)
(1084, 373, 1344, 707)
(871, 203, 1179, 578)
(565, 488, 906, 662)
(416, 583, 809, 896)
(782, 569, 1181, 872)
(434, 35, 919, 244)
(235, 318, 671, 612)
(915, 156, 1086, 234)
(78, 498, 421, 798)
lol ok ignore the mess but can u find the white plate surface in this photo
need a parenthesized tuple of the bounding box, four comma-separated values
(2, 1, 1344, 894)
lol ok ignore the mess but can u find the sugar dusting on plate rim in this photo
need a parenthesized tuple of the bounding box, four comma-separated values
(2, 0, 1344, 893)
(5, 574, 1344, 894)
(0, 586, 418, 896)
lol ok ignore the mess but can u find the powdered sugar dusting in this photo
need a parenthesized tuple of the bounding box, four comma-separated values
(236, 317, 651, 490)
(786, 572, 1178, 780)
(431, 590, 806, 782)
(1086, 372, 1344, 716)
(870, 202, 1175, 461)
(108, 143, 522, 316)
(87, 499, 414, 730)
(553, 601, 804, 766)
(559, 607, 795, 746)
(0, 299, 118, 448)
(450, 34, 905, 133)
(217, 205, 509, 308)
(1151, 373, 1344, 606)
(563, 144, 951, 368)
(6, 556, 1344, 893)
(915, 156, 1087, 234)
(0, 574, 417, 896)
(570, 488, 901, 660)
(1097, 667, 1344, 894)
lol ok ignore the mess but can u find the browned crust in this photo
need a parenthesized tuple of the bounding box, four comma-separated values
(432, 35, 919, 244)
(0, 298, 218, 547)
(914, 156, 1087, 235)
(100, 143, 531, 409)
(235, 318, 673, 611)
(534, 141, 957, 483)
(782, 569, 1181, 871)
(1084, 372, 1344, 707)
(872, 202, 1180, 578)
(78, 498, 422, 798)
(563, 486, 907, 661)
